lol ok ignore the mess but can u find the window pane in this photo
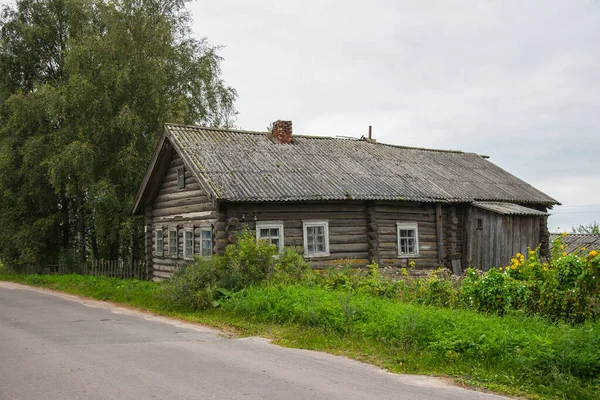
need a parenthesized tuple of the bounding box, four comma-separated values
(271, 238, 279, 248)
(259, 228, 270, 237)
(201, 229, 212, 258)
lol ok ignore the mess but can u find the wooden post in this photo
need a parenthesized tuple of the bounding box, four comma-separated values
(435, 203, 445, 267)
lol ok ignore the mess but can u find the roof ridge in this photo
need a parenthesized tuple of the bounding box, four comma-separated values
(165, 123, 267, 135)
(164, 123, 479, 156)
(551, 233, 600, 236)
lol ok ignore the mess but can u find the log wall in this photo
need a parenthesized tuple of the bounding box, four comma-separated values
(149, 152, 217, 280)
(442, 204, 464, 270)
(220, 201, 370, 268)
(374, 201, 440, 271)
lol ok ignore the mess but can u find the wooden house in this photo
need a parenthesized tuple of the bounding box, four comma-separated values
(132, 121, 558, 280)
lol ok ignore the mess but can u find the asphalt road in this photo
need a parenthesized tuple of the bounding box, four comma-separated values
(0, 282, 509, 400)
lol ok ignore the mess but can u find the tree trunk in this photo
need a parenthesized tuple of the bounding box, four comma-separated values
(76, 185, 86, 264)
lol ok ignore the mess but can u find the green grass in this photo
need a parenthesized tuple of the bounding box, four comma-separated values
(1, 272, 599, 400)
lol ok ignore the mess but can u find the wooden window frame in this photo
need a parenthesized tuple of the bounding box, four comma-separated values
(168, 226, 178, 258)
(256, 221, 285, 252)
(177, 166, 185, 190)
(155, 228, 164, 257)
(397, 222, 419, 257)
(183, 227, 194, 260)
(302, 220, 330, 258)
(200, 228, 213, 259)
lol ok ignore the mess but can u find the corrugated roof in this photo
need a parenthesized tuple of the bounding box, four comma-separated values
(472, 202, 548, 216)
(549, 234, 600, 253)
(165, 124, 559, 204)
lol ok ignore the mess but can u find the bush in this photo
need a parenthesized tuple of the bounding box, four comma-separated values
(159, 230, 312, 311)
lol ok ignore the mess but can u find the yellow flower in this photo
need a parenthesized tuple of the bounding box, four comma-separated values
(516, 253, 523, 258)
(582, 247, 587, 251)
(560, 245, 564, 250)
(562, 232, 568, 237)
(499, 267, 503, 271)
(562, 252, 567, 257)
(590, 250, 598, 257)
(529, 250, 535, 255)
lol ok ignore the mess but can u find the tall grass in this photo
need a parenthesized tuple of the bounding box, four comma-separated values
(223, 283, 600, 399)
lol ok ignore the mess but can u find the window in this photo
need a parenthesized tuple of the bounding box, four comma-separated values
(397, 222, 419, 257)
(155, 229, 164, 257)
(168, 227, 178, 258)
(256, 222, 284, 252)
(303, 220, 329, 258)
(200, 229, 212, 258)
(184, 228, 194, 260)
(476, 218, 483, 230)
(177, 166, 185, 189)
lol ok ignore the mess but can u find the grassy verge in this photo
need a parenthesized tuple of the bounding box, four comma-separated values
(1, 272, 599, 400)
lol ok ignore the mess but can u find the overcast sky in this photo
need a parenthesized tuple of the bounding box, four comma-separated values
(1, 0, 598, 232)
(188, 0, 599, 232)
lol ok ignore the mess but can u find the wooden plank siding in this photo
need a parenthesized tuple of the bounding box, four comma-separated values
(465, 207, 542, 271)
(149, 152, 217, 281)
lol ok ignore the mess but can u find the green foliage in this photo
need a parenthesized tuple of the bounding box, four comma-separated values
(159, 231, 309, 311)
(0, 273, 159, 309)
(572, 221, 600, 235)
(0, 0, 237, 267)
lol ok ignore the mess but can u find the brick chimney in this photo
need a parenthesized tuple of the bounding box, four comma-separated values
(271, 120, 293, 144)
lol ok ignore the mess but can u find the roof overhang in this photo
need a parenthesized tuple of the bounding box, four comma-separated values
(131, 129, 171, 215)
(472, 201, 549, 216)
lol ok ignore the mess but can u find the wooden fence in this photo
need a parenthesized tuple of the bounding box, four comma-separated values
(41, 260, 147, 280)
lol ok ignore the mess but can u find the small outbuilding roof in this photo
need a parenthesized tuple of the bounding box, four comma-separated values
(472, 202, 549, 216)
(133, 124, 559, 213)
(549, 233, 600, 253)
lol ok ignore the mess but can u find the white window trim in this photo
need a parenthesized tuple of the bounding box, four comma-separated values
(396, 222, 419, 258)
(200, 228, 213, 259)
(302, 220, 330, 258)
(183, 227, 194, 260)
(155, 229, 164, 257)
(168, 226, 178, 258)
(256, 221, 285, 252)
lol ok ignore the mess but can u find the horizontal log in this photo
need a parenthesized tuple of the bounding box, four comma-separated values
(376, 207, 434, 213)
(152, 203, 214, 217)
(158, 182, 201, 194)
(330, 226, 368, 235)
(154, 196, 210, 210)
(153, 264, 180, 273)
(375, 200, 426, 207)
(152, 273, 171, 282)
(329, 234, 368, 245)
(230, 203, 366, 214)
(163, 169, 194, 182)
(168, 157, 184, 169)
(236, 212, 365, 221)
(151, 257, 191, 267)
(376, 215, 435, 223)
(154, 190, 206, 203)
(329, 243, 369, 253)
